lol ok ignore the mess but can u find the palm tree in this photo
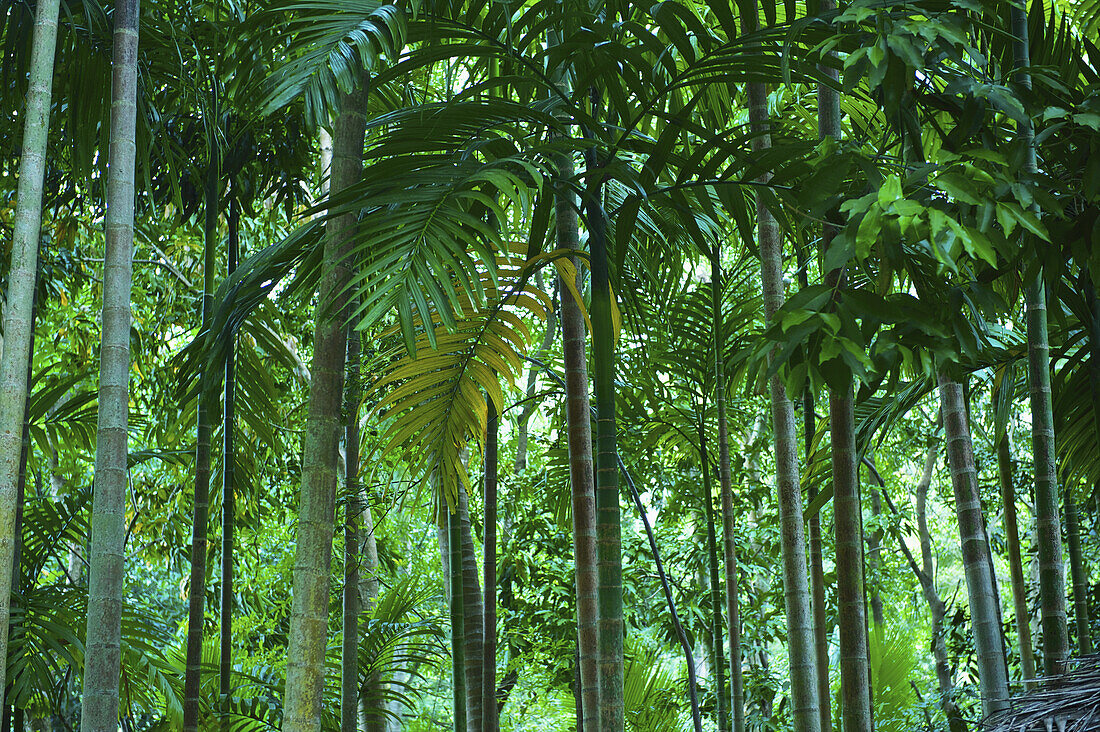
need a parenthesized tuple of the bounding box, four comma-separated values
(0, 0, 61, 705)
(712, 254, 743, 732)
(744, 2, 820, 730)
(1011, 3, 1070, 675)
(281, 78, 369, 732)
(80, 0, 141, 728)
(938, 372, 1010, 718)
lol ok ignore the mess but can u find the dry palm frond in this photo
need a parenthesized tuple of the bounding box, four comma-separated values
(984, 655, 1100, 732)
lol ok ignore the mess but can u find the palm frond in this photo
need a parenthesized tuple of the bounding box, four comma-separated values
(367, 247, 551, 507)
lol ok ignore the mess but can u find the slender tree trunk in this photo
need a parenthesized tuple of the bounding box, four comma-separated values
(457, 487, 484, 732)
(557, 150, 599, 729)
(796, 247, 830, 732)
(484, 398, 499, 732)
(359, 499, 383, 732)
(938, 373, 1010, 717)
(619, 460, 702, 732)
(1010, 3, 1069, 675)
(0, 0, 61, 705)
(586, 136, 624, 732)
(81, 0, 140, 727)
(712, 255, 744, 732)
(281, 80, 368, 732)
(997, 434, 1036, 685)
(341, 318, 362, 732)
(699, 420, 728, 732)
(816, 2, 872, 724)
(220, 195, 239, 711)
(745, 25, 821, 730)
(1065, 491, 1092, 655)
(449, 501, 467, 732)
(831, 388, 872, 732)
(184, 126, 221, 732)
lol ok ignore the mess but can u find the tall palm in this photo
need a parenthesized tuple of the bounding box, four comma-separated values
(743, 2, 820, 730)
(0, 0, 62, 705)
(80, 0, 141, 727)
(938, 372, 1010, 717)
(281, 77, 369, 732)
(1011, 3, 1070, 674)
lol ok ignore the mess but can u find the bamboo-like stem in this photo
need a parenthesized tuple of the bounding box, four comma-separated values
(220, 195, 239, 711)
(1066, 491, 1092, 655)
(0, 0, 60, 706)
(282, 79, 368, 732)
(1011, 2, 1069, 675)
(340, 313, 362, 732)
(997, 434, 1036, 687)
(81, 0, 140, 727)
(939, 373, 1010, 717)
(699, 418, 728, 731)
(484, 398, 499, 732)
(744, 5, 820, 724)
(713, 255, 743, 732)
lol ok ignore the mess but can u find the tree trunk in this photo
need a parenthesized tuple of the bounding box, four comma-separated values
(938, 373, 1010, 717)
(0, 0, 60, 706)
(831, 388, 873, 732)
(796, 253, 831, 732)
(281, 79, 368, 732)
(1010, 3, 1069, 676)
(557, 150, 599, 732)
(586, 138, 624, 732)
(341, 319, 362, 732)
(712, 255, 743, 732)
(484, 398, 499, 732)
(699, 420, 728, 732)
(997, 434, 1036, 686)
(449, 501, 467, 732)
(81, 0, 140, 726)
(359, 499, 384, 732)
(745, 32, 821, 732)
(220, 194, 239, 711)
(1065, 491, 1092, 655)
(458, 487, 484, 732)
(745, 19, 821, 728)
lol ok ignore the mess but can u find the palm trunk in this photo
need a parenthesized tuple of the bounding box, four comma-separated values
(1010, 3, 1069, 675)
(699, 420, 728, 731)
(557, 151, 599, 728)
(458, 487, 484, 732)
(997, 434, 1036, 685)
(831, 387, 872, 732)
(281, 80, 368, 732)
(81, 0, 140, 726)
(938, 372, 1010, 717)
(913, 443, 967, 732)
(359, 499, 383, 732)
(712, 255, 743, 732)
(484, 398, 499, 732)
(745, 15, 820, 728)
(816, 1, 872, 723)
(1065, 491, 1092, 655)
(449, 502, 468, 732)
(796, 247, 830, 732)
(0, 0, 61, 705)
(220, 195, 239, 709)
(586, 139, 624, 732)
(341, 319, 362, 732)
(184, 135, 221, 732)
